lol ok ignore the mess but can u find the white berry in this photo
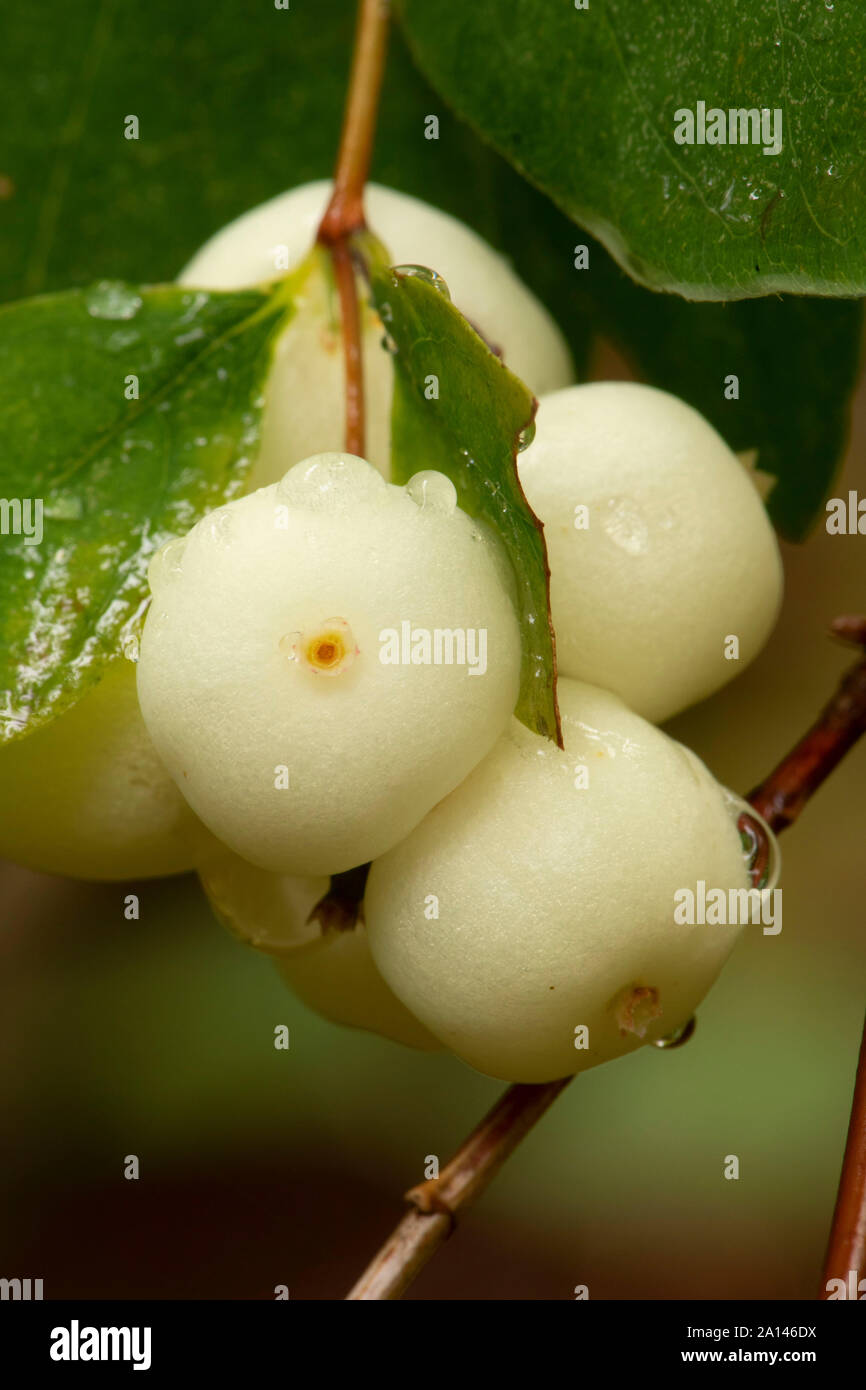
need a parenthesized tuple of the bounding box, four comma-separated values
(365, 678, 760, 1083)
(518, 382, 783, 722)
(178, 180, 575, 485)
(199, 848, 439, 1051)
(0, 658, 204, 880)
(137, 453, 522, 876)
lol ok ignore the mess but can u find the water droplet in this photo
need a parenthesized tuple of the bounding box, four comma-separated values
(43, 495, 83, 521)
(207, 508, 234, 546)
(174, 326, 205, 346)
(652, 1017, 696, 1049)
(392, 264, 452, 300)
(85, 280, 142, 321)
(517, 419, 536, 453)
(106, 327, 141, 352)
(603, 497, 649, 555)
(277, 452, 387, 509)
(147, 536, 187, 590)
(722, 792, 782, 890)
(406, 470, 457, 514)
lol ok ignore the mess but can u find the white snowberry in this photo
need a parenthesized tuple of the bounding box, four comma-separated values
(0, 658, 205, 881)
(178, 180, 575, 486)
(518, 382, 784, 722)
(365, 678, 769, 1084)
(199, 847, 439, 1051)
(137, 452, 522, 876)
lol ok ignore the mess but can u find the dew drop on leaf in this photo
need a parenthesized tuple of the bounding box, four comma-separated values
(392, 264, 452, 301)
(85, 281, 143, 321)
(517, 419, 536, 452)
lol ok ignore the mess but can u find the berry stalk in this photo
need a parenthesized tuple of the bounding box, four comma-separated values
(317, 0, 391, 457)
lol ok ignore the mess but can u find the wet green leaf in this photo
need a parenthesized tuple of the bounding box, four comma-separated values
(358, 238, 560, 745)
(398, 0, 866, 299)
(0, 277, 295, 740)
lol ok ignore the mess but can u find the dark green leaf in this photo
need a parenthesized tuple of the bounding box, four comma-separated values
(398, 0, 866, 300)
(357, 238, 561, 745)
(0, 0, 859, 544)
(0, 276, 296, 741)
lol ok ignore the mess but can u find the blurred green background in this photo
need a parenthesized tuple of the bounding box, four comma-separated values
(1, 0, 864, 1300)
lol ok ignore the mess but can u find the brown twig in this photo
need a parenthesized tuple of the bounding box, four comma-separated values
(820, 1009, 866, 1298)
(346, 1080, 571, 1299)
(346, 619, 866, 1300)
(316, 0, 390, 458)
(745, 615, 866, 833)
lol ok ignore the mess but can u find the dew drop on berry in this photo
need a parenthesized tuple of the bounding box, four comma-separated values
(406, 470, 457, 514)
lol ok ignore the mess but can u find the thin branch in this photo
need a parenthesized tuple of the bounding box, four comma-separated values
(346, 1080, 571, 1300)
(346, 618, 866, 1300)
(317, 0, 389, 247)
(746, 615, 866, 833)
(316, 0, 390, 458)
(820, 1009, 866, 1298)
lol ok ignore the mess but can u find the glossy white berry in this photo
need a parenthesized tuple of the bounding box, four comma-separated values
(178, 180, 575, 485)
(0, 659, 204, 880)
(199, 847, 439, 1050)
(365, 678, 760, 1084)
(137, 453, 522, 876)
(518, 382, 784, 722)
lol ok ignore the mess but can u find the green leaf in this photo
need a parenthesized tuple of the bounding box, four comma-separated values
(398, 0, 866, 300)
(0, 0, 858, 544)
(356, 238, 561, 746)
(0, 274, 298, 741)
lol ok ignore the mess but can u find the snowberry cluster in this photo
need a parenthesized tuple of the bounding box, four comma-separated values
(1, 182, 784, 1083)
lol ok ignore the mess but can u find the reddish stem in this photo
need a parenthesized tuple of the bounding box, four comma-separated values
(821, 1010, 866, 1297)
(316, 0, 390, 459)
(329, 240, 365, 457)
(746, 617, 866, 833)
